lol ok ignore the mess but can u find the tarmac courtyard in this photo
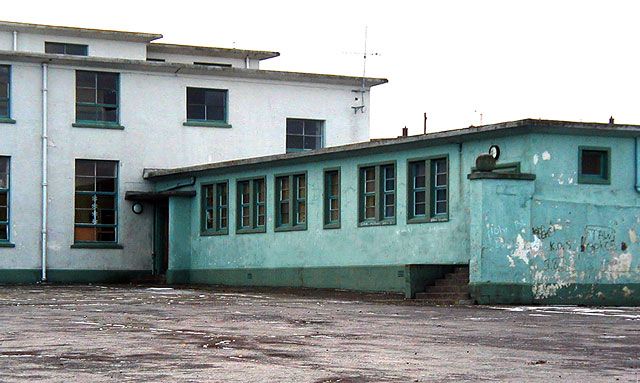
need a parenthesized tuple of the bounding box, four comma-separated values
(0, 285, 638, 382)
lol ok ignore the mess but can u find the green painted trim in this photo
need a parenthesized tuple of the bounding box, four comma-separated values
(183, 121, 232, 128)
(274, 171, 308, 231)
(72, 122, 125, 130)
(0, 269, 150, 284)
(470, 282, 640, 306)
(274, 225, 306, 232)
(0, 118, 16, 124)
(406, 156, 450, 223)
(0, 242, 15, 247)
(167, 269, 190, 284)
(71, 243, 124, 249)
(200, 180, 229, 236)
(578, 146, 611, 185)
(357, 160, 397, 224)
(236, 176, 266, 233)
(75, 70, 120, 125)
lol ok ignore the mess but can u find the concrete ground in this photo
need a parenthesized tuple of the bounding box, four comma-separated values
(0, 285, 638, 383)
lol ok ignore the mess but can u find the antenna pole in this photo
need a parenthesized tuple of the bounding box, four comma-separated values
(424, 113, 427, 134)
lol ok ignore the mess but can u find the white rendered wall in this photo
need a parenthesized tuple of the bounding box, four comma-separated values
(0, 60, 371, 272)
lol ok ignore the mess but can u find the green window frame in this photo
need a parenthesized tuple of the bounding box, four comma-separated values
(286, 118, 324, 152)
(323, 168, 341, 229)
(202, 181, 229, 235)
(186, 87, 229, 127)
(74, 160, 118, 244)
(408, 156, 449, 223)
(0, 157, 10, 243)
(236, 177, 266, 234)
(75, 70, 120, 126)
(358, 163, 396, 226)
(275, 173, 307, 231)
(0, 65, 14, 123)
(578, 146, 611, 185)
(45, 42, 88, 56)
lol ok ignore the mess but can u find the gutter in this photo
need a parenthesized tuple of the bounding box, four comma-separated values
(41, 63, 48, 282)
(158, 177, 196, 192)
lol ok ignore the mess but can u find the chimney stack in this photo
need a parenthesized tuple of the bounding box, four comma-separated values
(402, 126, 408, 137)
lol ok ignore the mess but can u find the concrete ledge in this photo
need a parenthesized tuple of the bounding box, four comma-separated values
(467, 172, 536, 180)
(470, 282, 640, 306)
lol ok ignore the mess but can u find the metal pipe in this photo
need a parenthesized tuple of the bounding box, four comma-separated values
(41, 63, 48, 282)
(12, 31, 17, 51)
(158, 177, 196, 192)
(245, 56, 250, 69)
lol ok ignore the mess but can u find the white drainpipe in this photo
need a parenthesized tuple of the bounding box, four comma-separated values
(41, 63, 48, 282)
(245, 56, 250, 69)
(12, 31, 17, 51)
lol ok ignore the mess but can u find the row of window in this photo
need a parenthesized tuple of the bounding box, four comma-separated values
(200, 158, 449, 236)
(0, 65, 324, 153)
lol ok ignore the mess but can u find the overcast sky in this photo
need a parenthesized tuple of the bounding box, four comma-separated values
(5, 1, 640, 138)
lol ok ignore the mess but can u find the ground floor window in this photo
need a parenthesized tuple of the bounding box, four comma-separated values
(202, 181, 228, 235)
(237, 177, 266, 233)
(275, 173, 307, 231)
(358, 163, 395, 225)
(324, 168, 340, 229)
(408, 157, 448, 222)
(0, 157, 9, 241)
(578, 146, 610, 185)
(74, 159, 118, 242)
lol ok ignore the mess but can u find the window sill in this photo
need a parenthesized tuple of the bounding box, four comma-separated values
(183, 121, 232, 128)
(71, 243, 124, 249)
(0, 242, 15, 248)
(358, 219, 396, 227)
(275, 225, 307, 232)
(236, 227, 266, 235)
(408, 216, 449, 224)
(72, 122, 125, 130)
(0, 117, 16, 124)
(200, 230, 229, 236)
(323, 222, 341, 230)
(577, 176, 610, 185)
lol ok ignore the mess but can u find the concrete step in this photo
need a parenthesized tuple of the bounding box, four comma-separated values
(435, 278, 469, 287)
(445, 272, 469, 280)
(454, 265, 470, 273)
(424, 284, 469, 293)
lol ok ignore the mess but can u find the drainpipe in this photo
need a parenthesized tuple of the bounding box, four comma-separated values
(635, 137, 640, 193)
(245, 56, 250, 69)
(12, 31, 17, 51)
(41, 63, 48, 282)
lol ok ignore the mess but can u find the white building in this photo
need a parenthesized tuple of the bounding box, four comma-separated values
(0, 21, 386, 283)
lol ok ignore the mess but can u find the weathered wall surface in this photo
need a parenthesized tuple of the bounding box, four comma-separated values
(471, 134, 640, 305)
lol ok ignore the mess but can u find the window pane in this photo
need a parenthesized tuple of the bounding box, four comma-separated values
(75, 177, 95, 192)
(415, 191, 426, 204)
(385, 179, 394, 191)
(286, 135, 303, 150)
(0, 206, 7, 222)
(385, 206, 394, 218)
(76, 71, 95, 88)
(436, 174, 447, 186)
(0, 82, 8, 99)
(220, 217, 227, 229)
(0, 66, 8, 83)
(98, 89, 117, 105)
(0, 192, 6, 207)
(256, 180, 265, 202)
(582, 151, 604, 175)
(96, 177, 116, 192)
(436, 201, 447, 215)
(204, 186, 214, 207)
(436, 160, 447, 173)
(97, 227, 116, 242)
(330, 198, 339, 210)
(365, 207, 375, 219)
(97, 195, 115, 209)
(415, 175, 426, 189)
(76, 105, 98, 121)
(76, 88, 96, 103)
(280, 203, 289, 224)
(45, 42, 65, 54)
(97, 73, 118, 90)
(436, 189, 447, 201)
(187, 105, 206, 120)
(75, 194, 94, 209)
(297, 201, 306, 223)
(206, 106, 225, 121)
(365, 195, 376, 208)
(330, 210, 339, 222)
(303, 121, 320, 135)
(0, 100, 7, 118)
(385, 194, 394, 206)
(205, 90, 225, 106)
(75, 226, 96, 241)
(99, 209, 116, 225)
(187, 88, 205, 104)
(101, 106, 118, 122)
(66, 44, 87, 56)
(287, 119, 303, 134)
(0, 224, 7, 240)
(297, 176, 306, 199)
(96, 162, 116, 177)
(303, 136, 319, 150)
(415, 202, 426, 216)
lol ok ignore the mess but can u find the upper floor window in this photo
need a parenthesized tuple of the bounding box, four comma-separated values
(202, 181, 228, 235)
(74, 160, 118, 243)
(324, 168, 340, 229)
(186, 87, 229, 127)
(578, 146, 610, 185)
(286, 118, 323, 152)
(45, 42, 88, 56)
(0, 65, 11, 121)
(237, 178, 266, 233)
(275, 173, 307, 231)
(75, 71, 119, 125)
(408, 157, 448, 223)
(0, 157, 10, 242)
(358, 163, 395, 226)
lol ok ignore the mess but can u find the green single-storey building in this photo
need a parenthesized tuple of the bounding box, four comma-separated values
(140, 119, 640, 305)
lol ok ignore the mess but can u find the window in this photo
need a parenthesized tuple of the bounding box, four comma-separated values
(408, 157, 448, 223)
(358, 163, 395, 226)
(186, 87, 228, 126)
(0, 157, 9, 242)
(0, 65, 11, 121)
(202, 181, 228, 235)
(74, 160, 118, 243)
(45, 42, 88, 56)
(324, 168, 340, 229)
(286, 118, 323, 152)
(275, 173, 307, 231)
(236, 178, 266, 233)
(193, 62, 232, 68)
(578, 147, 610, 185)
(75, 71, 119, 124)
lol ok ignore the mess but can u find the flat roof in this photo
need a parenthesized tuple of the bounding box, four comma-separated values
(144, 119, 640, 180)
(148, 43, 280, 61)
(0, 20, 162, 42)
(0, 50, 387, 87)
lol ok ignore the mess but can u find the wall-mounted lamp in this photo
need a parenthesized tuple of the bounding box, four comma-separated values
(132, 203, 144, 215)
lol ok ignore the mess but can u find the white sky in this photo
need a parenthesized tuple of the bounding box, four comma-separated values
(6, 1, 640, 138)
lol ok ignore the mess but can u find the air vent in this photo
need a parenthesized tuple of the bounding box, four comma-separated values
(247, 273, 253, 280)
(397, 270, 405, 278)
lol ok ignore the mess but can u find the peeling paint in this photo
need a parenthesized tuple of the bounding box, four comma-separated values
(622, 286, 634, 297)
(533, 154, 539, 165)
(507, 234, 542, 267)
(604, 252, 633, 281)
(542, 151, 551, 161)
(629, 228, 637, 244)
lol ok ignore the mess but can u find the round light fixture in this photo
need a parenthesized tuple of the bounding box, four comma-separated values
(132, 203, 143, 214)
(489, 145, 501, 160)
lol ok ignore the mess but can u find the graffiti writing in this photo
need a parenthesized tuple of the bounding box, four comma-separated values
(532, 225, 556, 240)
(549, 241, 572, 251)
(580, 225, 616, 252)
